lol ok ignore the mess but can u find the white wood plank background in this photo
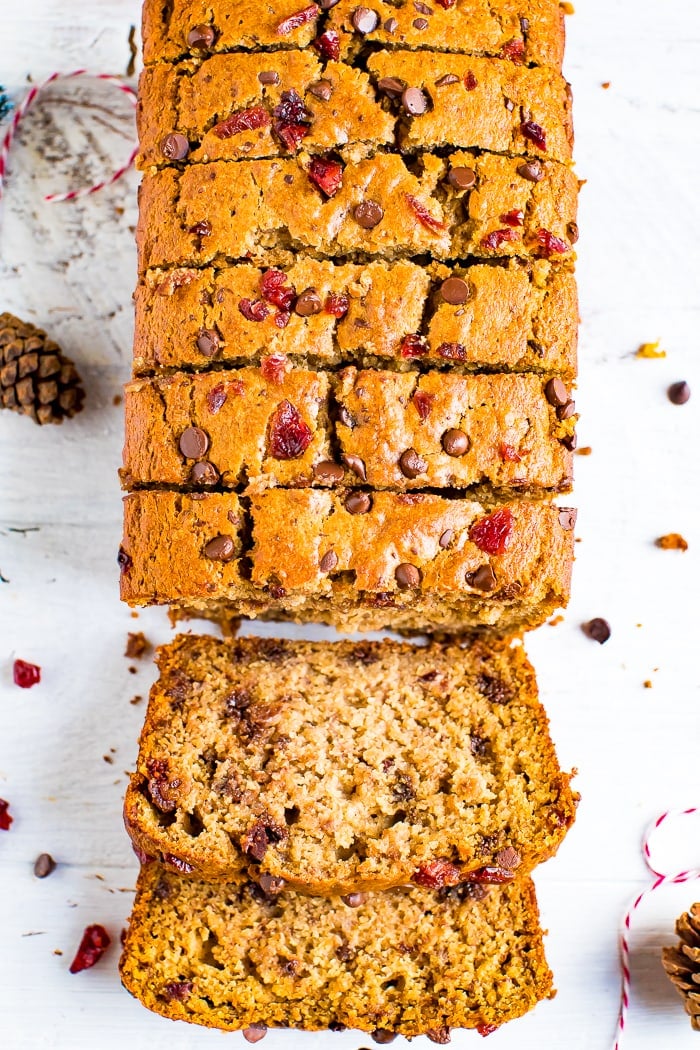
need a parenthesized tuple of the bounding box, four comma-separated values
(1, 1, 699, 1047)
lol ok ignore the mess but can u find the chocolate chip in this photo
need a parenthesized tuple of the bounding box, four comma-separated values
(341, 453, 367, 481)
(399, 448, 427, 478)
(561, 432, 577, 451)
(413, 17, 429, 29)
(258, 873, 286, 896)
(582, 617, 611, 645)
(440, 277, 470, 305)
(558, 508, 577, 531)
(313, 460, 345, 483)
(190, 460, 219, 486)
(187, 24, 215, 49)
(204, 534, 236, 561)
(295, 288, 323, 316)
(466, 564, 497, 591)
(402, 87, 428, 115)
(520, 16, 531, 33)
(242, 1025, 268, 1044)
(309, 79, 333, 100)
(319, 0, 340, 7)
(441, 428, 470, 456)
(396, 563, 422, 589)
(435, 73, 460, 87)
(384, 17, 398, 32)
(495, 846, 521, 870)
(34, 853, 56, 879)
(447, 166, 476, 191)
(414, 1, 432, 12)
(372, 1032, 397, 1045)
(319, 550, 338, 572)
(668, 381, 691, 405)
(439, 529, 454, 548)
(345, 491, 372, 514)
(567, 221, 579, 244)
(376, 76, 405, 99)
(352, 7, 379, 33)
(354, 200, 384, 229)
(504, 97, 515, 112)
(179, 426, 209, 459)
(557, 399, 576, 421)
(426, 1029, 451, 1045)
(341, 892, 367, 908)
(160, 133, 189, 161)
(545, 377, 569, 407)
(517, 159, 544, 182)
(196, 329, 220, 357)
(117, 547, 132, 573)
(258, 71, 281, 86)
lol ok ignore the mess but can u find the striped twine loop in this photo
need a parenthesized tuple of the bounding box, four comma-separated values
(0, 69, 137, 203)
(614, 807, 700, 1048)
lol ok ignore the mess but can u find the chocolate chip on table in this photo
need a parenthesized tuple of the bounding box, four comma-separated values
(354, 200, 384, 229)
(258, 70, 281, 85)
(517, 159, 544, 182)
(440, 277, 470, 305)
(434, 73, 460, 87)
(190, 460, 220, 486)
(371, 1032, 397, 1045)
(399, 448, 427, 478)
(439, 529, 454, 548)
(668, 381, 691, 405)
(196, 329, 220, 358)
(319, 550, 338, 572)
(341, 453, 367, 481)
(396, 563, 422, 588)
(204, 534, 236, 561)
(442, 428, 470, 457)
(558, 508, 577, 531)
(179, 426, 209, 459)
(466, 564, 497, 591)
(545, 377, 569, 407)
(186, 24, 215, 49)
(341, 892, 367, 908)
(345, 491, 372, 514)
(447, 166, 476, 191)
(242, 1025, 268, 1044)
(160, 133, 189, 161)
(402, 87, 428, 116)
(582, 617, 611, 644)
(313, 460, 345, 483)
(309, 79, 333, 100)
(352, 7, 379, 33)
(34, 853, 56, 879)
(295, 288, 323, 316)
(377, 77, 405, 98)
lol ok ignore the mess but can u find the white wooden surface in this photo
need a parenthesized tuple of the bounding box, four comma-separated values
(1, 2, 699, 1047)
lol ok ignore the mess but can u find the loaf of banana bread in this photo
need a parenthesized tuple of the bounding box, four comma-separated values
(136, 151, 578, 272)
(119, 489, 576, 633)
(121, 863, 553, 1036)
(121, 367, 574, 494)
(124, 634, 575, 891)
(134, 258, 578, 377)
(138, 50, 572, 168)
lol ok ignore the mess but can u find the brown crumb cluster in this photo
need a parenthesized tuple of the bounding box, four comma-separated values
(125, 632, 152, 659)
(655, 533, 689, 552)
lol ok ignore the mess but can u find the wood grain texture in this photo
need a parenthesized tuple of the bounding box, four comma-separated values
(0, 2, 699, 1048)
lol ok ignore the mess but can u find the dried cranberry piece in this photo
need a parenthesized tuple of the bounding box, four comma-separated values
(313, 28, 340, 61)
(469, 864, 517, 884)
(436, 342, 467, 360)
(277, 122, 309, 151)
(276, 4, 319, 35)
(69, 924, 111, 973)
(273, 90, 312, 151)
(212, 105, 270, 139)
(480, 228, 519, 251)
(499, 443, 522, 462)
(0, 799, 13, 830)
(261, 354, 288, 384)
(500, 209, 524, 227)
(477, 1024, 499, 1037)
(239, 298, 269, 322)
(163, 981, 193, 1001)
(132, 843, 155, 865)
(207, 384, 228, 414)
(269, 401, 314, 459)
(536, 228, 570, 257)
(501, 39, 526, 63)
(469, 508, 515, 555)
(261, 269, 297, 310)
(413, 390, 434, 421)
(308, 155, 344, 198)
(464, 71, 478, 90)
(435, 0, 456, 7)
(400, 334, 428, 358)
(163, 853, 194, 874)
(325, 292, 349, 317)
(405, 193, 446, 233)
(13, 659, 41, 689)
(413, 859, 462, 888)
(274, 310, 292, 328)
(521, 119, 547, 150)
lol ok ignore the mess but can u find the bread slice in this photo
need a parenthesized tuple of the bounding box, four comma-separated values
(138, 50, 572, 169)
(136, 152, 578, 272)
(120, 863, 553, 1037)
(123, 634, 575, 892)
(119, 490, 576, 633)
(134, 258, 578, 378)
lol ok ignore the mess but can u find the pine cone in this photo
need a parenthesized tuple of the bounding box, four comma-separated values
(662, 902, 700, 1030)
(0, 312, 85, 424)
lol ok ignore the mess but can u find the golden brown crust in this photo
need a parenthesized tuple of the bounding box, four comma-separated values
(137, 50, 572, 169)
(119, 489, 575, 633)
(134, 259, 578, 377)
(121, 367, 574, 494)
(136, 152, 579, 272)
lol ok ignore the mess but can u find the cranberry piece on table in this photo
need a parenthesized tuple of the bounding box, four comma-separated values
(13, 659, 41, 689)
(69, 924, 111, 973)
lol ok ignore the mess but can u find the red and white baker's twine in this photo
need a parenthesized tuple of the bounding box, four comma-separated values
(0, 70, 137, 203)
(614, 807, 700, 1048)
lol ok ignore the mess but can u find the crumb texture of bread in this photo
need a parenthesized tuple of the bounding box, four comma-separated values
(120, 864, 554, 1034)
(123, 634, 576, 891)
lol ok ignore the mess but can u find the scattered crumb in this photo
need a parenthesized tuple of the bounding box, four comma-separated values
(103, 754, 114, 764)
(635, 341, 666, 359)
(125, 631, 151, 659)
(548, 615, 564, 627)
(576, 446, 592, 456)
(601, 81, 611, 89)
(643, 680, 653, 689)
(130, 694, 143, 705)
(128, 666, 138, 675)
(53, 950, 63, 956)
(130, 611, 139, 619)
(127, 24, 138, 77)
(575, 537, 582, 543)
(655, 533, 688, 552)
(21, 931, 46, 937)
(113, 394, 122, 406)
(636, 624, 643, 628)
